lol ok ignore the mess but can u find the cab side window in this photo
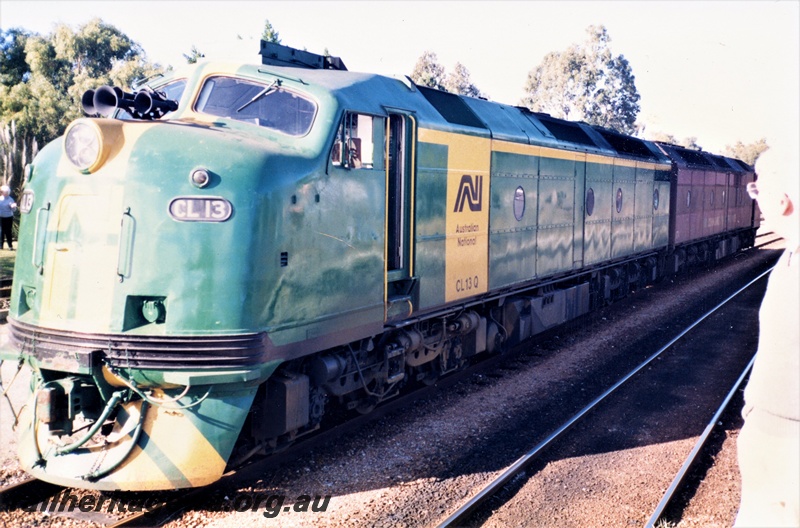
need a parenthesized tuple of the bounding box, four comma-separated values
(331, 113, 384, 170)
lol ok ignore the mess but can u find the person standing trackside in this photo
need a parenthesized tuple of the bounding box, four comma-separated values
(734, 147, 800, 527)
(0, 185, 16, 250)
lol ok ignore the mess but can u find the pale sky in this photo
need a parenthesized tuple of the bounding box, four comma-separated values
(1, 1, 798, 157)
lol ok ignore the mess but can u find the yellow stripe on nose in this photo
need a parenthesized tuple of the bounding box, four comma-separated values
(102, 401, 228, 490)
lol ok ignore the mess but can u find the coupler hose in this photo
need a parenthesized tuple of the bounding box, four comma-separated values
(55, 390, 126, 456)
(82, 400, 148, 481)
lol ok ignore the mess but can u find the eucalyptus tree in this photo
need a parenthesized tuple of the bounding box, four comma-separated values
(410, 51, 446, 91)
(0, 18, 163, 184)
(445, 62, 485, 98)
(183, 45, 205, 64)
(0, 28, 31, 86)
(724, 138, 769, 166)
(262, 19, 281, 44)
(521, 25, 640, 135)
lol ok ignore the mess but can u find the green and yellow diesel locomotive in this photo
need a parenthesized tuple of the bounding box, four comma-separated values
(1, 42, 757, 490)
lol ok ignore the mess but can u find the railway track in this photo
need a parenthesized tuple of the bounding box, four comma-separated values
(753, 230, 783, 250)
(437, 265, 773, 527)
(0, 241, 783, 526)
(0, 475, 62, 511)
(645, 355, 755, 527)
(0, 316, 551, 527)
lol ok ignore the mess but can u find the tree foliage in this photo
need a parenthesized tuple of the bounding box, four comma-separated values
(521, 25, 640, 135)
(445, 62, 484, 98)
(55, 19, 141, 79)
(410, 51, 446, 91)
(0, 28, 32, 86)
(0, 18, 163, 185)
(724, 138, 769, 166)
(262, 19, 281, 44)
(183, 45, 205, 64)
(644, 131, 703, 151)
(411, 51, 487, 98)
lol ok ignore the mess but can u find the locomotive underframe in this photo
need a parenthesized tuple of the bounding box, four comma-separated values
(231, 225, 755, 464)
(10, 227, 755, 474)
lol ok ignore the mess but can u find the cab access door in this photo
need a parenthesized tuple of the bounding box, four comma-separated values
(385, 112, 417, 321)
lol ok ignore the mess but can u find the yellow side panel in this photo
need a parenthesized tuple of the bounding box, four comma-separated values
(420, 129, 491, 303)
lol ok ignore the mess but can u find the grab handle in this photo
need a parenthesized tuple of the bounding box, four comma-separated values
(32, 202, 50, 273)
(117, 207, 135, 282)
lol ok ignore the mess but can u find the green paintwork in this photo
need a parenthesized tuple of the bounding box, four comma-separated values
(653, 179, 671, 248)
(584, 160, 614, 265)
(489, 151, 539, 290)
(537, 155, 577, 276)
(611, 163, 636, 258)
(413, 142, 448, 310)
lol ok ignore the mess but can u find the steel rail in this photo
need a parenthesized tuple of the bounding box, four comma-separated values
(437, 266, 774, 528)
(0, 475, 39, 500)
(645, 353, 756, 527)
(0, 475, 63, 512)
(754, 237, 783, 249)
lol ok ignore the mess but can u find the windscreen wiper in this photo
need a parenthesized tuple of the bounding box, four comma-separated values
(236, 80, 279, 113)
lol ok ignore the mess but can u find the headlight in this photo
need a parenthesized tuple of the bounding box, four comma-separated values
(64, 120, 102, 172)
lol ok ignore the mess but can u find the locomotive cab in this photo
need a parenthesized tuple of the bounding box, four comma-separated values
(1, 60, 366, 489)
(2, 44, 440, 489)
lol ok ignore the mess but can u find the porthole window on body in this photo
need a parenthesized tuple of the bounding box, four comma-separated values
(586, 187, 595, 216)
(513, 186, 526, 221)
(615, 188, 623, 213)
(653, 188, 660, 210)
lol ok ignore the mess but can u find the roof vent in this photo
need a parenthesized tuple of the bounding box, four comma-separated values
(259, 41, 347, 71)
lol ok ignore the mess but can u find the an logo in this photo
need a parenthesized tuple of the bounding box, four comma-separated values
(454, 175, 483, 213)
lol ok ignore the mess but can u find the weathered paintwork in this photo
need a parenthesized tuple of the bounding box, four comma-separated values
(17, 382, 262, 490)
(416, 128, 491, 306)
